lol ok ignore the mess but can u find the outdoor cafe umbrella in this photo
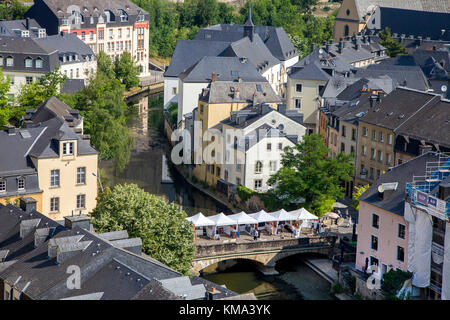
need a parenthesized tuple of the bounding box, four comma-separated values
(324, 212, 340, 219)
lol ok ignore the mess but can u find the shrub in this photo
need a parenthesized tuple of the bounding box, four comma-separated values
(237, 185, 254, 202)
(330, 282, 343, 294)
(382, 269, 413, 299)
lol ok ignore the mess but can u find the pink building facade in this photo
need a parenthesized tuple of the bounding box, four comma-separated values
(356, 200, 409, 279)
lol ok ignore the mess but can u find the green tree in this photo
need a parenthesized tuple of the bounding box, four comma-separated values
(96, 51, 116, 79)
(92, 183, 195, 274)
(114, 51, 140, 90)
(379, 27, 407, 57)
(0, 0, 28, 20)
(352, 184, 369, 210)
(66, 71, 133, 173)
(16, 67, 67, 109)
(268, 134, 354, 216)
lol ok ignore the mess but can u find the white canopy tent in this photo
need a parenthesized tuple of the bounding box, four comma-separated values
(186, 212, 215, 227)
(228, 212, 258, 225)
(297, 208, 318, 220)
(209, 213, 236, 226)
(248, 210, 278, 223)
(269, 209, 291, 221)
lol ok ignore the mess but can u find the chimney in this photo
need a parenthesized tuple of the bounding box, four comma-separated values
(20, 197, 37, 213)
(25, 17, 29, 30)
(311, 43, 316, 52)
(56, 241, 92, 264)
(369, 95, 377, 108)
(34, 228, 50, 247)
(64, 214, 91, 231)
(252, 91, 257, 106)
(236, 114, 247, 125)
(110, 238, 143, 254)
(20, 219, 41, 239)
(416, 36, 422, 46)
(211, 72, 215, 83)
(338, 38, 344, 54)
(261, 104, 271, 114)
(4, 124, 16, 135)
(277, 103, 287, 114)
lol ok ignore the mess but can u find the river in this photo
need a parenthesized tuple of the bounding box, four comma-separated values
(100, 92, 335, 300)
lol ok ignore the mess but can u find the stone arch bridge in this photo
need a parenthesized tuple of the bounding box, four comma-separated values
(191, 235, 337, 275)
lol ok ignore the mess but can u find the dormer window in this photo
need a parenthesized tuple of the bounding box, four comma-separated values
(119, 9, 128, 22)
(35, 58, 43, 68)
(21, 30, 30, 37)
(137, 14, 144, 22)
(25, 58, 33, 68)
(0, 179, 6, 193)
(62, 17, 68, 25)
(7, 56, 14, 66)
(63, 142, 74, 155)
(18, 177, 25, 191)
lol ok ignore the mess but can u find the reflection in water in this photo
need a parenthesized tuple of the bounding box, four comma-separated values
(203, 255, 336, 300)
(100, 93, 229, 217)
(101, 93, 335, 300)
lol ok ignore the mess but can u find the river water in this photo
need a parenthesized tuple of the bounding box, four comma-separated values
(100, 92, 335, 300)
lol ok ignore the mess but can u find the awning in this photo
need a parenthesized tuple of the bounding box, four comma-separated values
(209, 213, 236, 226)
(269, 209, 292, 221)
(248, 210, 278, 223)
(186, 212, 215, 227)
(228, 211, 258, 225)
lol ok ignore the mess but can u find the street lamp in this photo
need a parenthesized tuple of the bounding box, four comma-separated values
(92, 172, 104, 193)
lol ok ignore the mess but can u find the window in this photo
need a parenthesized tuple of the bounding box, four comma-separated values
(371, 148, 375, 160)
(379, 131, 384, 143)
(362, 145, 367, 156)
(118, 29, 122, 38)
(76, 194, 86, 209)
(137, 14, 145, 22)
(126, 28, 131, 38)
(344, 25, 349, 36)
(254, 179, 262, 189)
(81, 31, 85, 40)
(6, 57, 13, 66)
(296, 84, 302, 92)
(267, 143, 272, 151)
(98, 29, 104, 40)
(371, 235, 378, 251)
(387, 134, 393, 145)
(26, 76, 33, 84)
(378, 151, 382, 162)
(35, 59, 43, 68)
(269, 161, 277, 172)
(351, 128, 356, 141)
(377, 169, 381, 179)
(50, 169, 60, 187)
(63, 142, 74, 155)
(0, 179, 6, 193)
(350, 146, 355, 155)
(295, 98, 301, 109)
(77, 167, 86, 184)
(109, 29, 113, 39)
(255, 161, 262, 174)
(372, 130, 377, 141)
(340, 143, 345, 153)
(224, 170, 229, 181)
(17, 177, 25, 191)
(76, 68, 79, 77)
(342, 125, 346, 137)
(372, 214, 379, 229)
(363, 127, 367, 137)
(89, 31, 93, 40)
(397, 246, 405, 262)
(236, 177, 241, 185)
(216, 167, 220, 177)
(237, 163, 241, 172)
(398, 224, 406, 239)
(278, 143, 283, 150)
(50, 197, 59, 212)
(386, 153, 391, 165)
(370, 167, 374, 180)
(172, 87, 177, 95)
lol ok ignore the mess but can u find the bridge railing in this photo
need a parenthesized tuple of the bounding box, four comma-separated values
(194, 235, 337, 258)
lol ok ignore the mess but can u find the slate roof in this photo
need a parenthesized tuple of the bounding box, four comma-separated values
(0, 204, 239, 300)
(220, 35, 280, 73)
(37, 0, 148, 17)
(34, 33, 95, 61)
(355, 64, 429, 91)
(164, 40, 230, 77)
(372, 7, 450, 41)
(0, 36, 55, 55)
(353, 0, 450, 22)
(179, 56, 266, 83)
(327, 41, 377, 65)
(0, 19, 43, 38)
(359, 152, 441, 216)
(61, 79, 86, 94)
(26, 96, 83, 128)
(0, 127, 45, 176)
(199, 81, 281, 104)
(195, 24, 297, 61)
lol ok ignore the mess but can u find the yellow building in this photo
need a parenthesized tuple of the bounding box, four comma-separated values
(0, 97, 99, 221)
(192, 80, 281, 187)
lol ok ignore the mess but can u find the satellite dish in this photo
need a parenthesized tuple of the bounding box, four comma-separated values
(319, 48, 324, 54)
(441, 85, 448, 92)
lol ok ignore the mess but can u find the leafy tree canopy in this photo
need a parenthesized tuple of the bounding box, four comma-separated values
(92, 183, 195, 275)
(0, 0, 28, 20)
(268, 134, 354, 216)
(0, 68, 14, 127)
(114, 51, 140, 90)
(379, 27, 407, 58)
